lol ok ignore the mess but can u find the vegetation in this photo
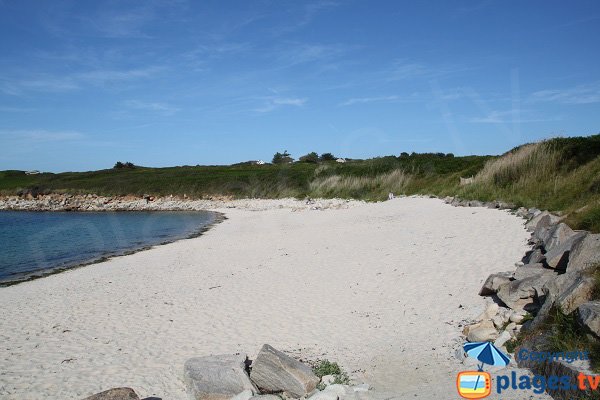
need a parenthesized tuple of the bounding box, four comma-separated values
(312, 359, 350, 387)
(1, 134, 599, 231)
(113, 161, 136, 169)
(272, 150, 293, 164)
(299, 152, 319, 163)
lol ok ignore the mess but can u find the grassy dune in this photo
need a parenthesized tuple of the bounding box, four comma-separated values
(1, 134, 599, 231)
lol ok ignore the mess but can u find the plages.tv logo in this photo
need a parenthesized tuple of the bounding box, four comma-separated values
(456, 341, 511, 399)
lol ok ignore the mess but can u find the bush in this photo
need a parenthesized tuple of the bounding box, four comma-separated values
(299, 152, 319, 163)
(272, 151, 293, 164)
(320, 153, 336, 162)
(113, 161, 135, 169)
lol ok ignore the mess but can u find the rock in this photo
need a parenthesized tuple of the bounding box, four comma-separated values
(82, 388, 139, 400)
(249, 396, 282, 400)
(465, 319, 498, 342)
(477, 303, 500, 321)
(322, 385, 348, 397)
(496, 274, 554, 312)
(577, 301, 600, 338)
(184, 354, 257, 400)
(250, 344, 319, 398)
(544, 223, 576, 251)
(230, 390, 254, 400)
(567, 234, 600, 274)
(515, 207, 528, 218)
(320, 375, 336, 386)
(525, 211, 560, 232)
(479, 272, 513, 296)
(523, 249, 545, 265)
(494, 330, 512, 348)
(513, 263, 554, 280)
(509, 310, 527, 323)
(544, 232, 586, 270)
(307, 392, 338, 400)
(555, 273, 595, 314)
(468, 200, 484, 207)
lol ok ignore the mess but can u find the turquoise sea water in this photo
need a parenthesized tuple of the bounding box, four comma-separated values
(0, 210, 215, 284)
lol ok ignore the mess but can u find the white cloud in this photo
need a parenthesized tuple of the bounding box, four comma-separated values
(339, 95, 399, 106)
(531, 82, 600, 104)
(468, 109, 560, 124)
(1, 67, 163, 95)
(124, 100, 180, 115)
(0, 129, 85, 142)
(254, 97, 307, 113)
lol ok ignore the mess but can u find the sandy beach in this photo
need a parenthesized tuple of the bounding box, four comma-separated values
(0, 197, 538, 399)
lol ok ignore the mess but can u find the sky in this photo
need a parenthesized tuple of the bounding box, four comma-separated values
(0, 0, 599, 172)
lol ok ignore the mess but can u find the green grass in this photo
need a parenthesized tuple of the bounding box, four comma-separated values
(2, 134, 599, 231)
(312, 359, 350, 387)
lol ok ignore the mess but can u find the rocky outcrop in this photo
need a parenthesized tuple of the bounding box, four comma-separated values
(249, 344, 319, 398)
(184, 354, 257, 400)
(82, 388, 139, 400)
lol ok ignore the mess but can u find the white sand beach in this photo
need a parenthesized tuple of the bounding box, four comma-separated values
(0, 197, 539, 399)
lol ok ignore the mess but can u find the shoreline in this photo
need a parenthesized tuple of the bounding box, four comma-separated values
(0, 194, 363, 212)
(0, 211, 227, 287)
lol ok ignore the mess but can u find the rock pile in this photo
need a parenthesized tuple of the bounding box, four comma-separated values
(184, 344, 371, 400)
(456, 202, 600, 397)
(462, 205, 599, 346)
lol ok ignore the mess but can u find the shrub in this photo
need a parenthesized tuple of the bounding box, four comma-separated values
(272, 151, 293, 164)
(320, 153, 336, 162)
(299, 152, 319, 163)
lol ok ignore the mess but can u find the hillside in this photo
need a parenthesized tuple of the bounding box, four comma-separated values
(1, 134, 599, 231)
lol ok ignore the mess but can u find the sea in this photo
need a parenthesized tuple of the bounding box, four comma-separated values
(0, 210, 216, 285)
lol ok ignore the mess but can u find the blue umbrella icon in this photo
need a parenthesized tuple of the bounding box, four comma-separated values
(463, 341, 510, 395)
(464, 341, 511, 370)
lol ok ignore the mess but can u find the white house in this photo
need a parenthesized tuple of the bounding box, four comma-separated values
(336, 158, 346, 163)
(25, 170, 40, 175)
(255, 160, 266, 165)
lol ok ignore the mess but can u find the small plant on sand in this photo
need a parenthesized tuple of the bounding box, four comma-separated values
(313, 360, 350, 388)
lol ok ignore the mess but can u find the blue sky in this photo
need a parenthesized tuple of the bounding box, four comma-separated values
(1, 0, 599, 172)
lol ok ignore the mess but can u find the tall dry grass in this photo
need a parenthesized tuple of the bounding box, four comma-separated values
(309, 169, 412, 198)
(473, 141, 561, 187)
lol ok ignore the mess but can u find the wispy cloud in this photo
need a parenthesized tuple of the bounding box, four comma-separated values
(254, 97, 307, 113)
(1, 67, 163, 95)
(274, 1, 339, 35)
(124, 100, 180, 116)
(468, 109, 560, 124)
(531, 82, 600, 104)
(339, 95, 399, 106)
(0, 129, 85, 142)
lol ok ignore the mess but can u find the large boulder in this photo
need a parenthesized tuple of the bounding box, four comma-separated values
(529, 271, 595, 330)
(567, 234, 600, 274)
(82, 388, 139, 400)
(544, 223, 576, 251)
(523, 248, 545, 265)
(555, 273, 596, 314)
(250, 344, 319, 398)
(464, 319, 498, 342)
(479, 272, 513, 296)
(577, 301, 600, 338)
(496, 274, 554, 312)
(544, 232, 586, 270)
(513, 263, 555, 280)
(526, 211, 560, 232)
(184, 354, 257, 400)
